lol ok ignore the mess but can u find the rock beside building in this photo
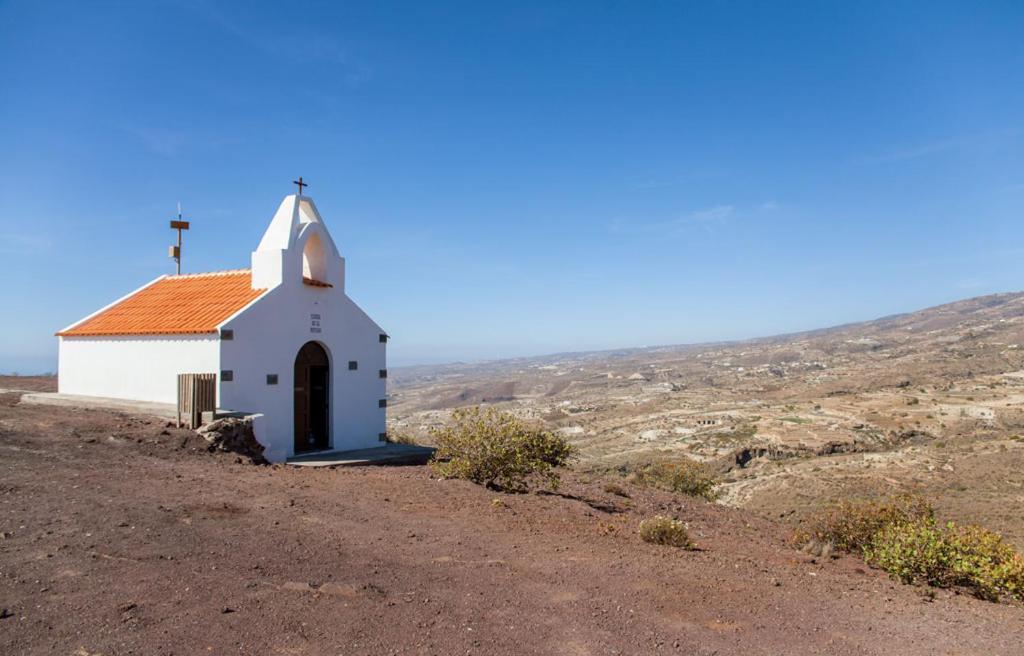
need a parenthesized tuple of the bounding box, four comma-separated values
(196, 417, 267, 464)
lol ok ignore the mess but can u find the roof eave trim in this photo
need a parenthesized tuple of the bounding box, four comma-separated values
(57, 330, 222, 338)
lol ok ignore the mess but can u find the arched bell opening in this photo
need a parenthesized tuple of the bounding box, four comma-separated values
(301, 231, 327, 283)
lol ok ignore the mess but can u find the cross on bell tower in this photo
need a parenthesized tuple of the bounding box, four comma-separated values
(293, 176, 309, 195)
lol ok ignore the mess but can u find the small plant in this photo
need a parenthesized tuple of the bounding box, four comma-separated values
(864, 520, 1024, 602)
(429, 406, 575, 491)
(632, 459, 719, 501)
(798, 493, 1024, 602)
(385, 431, 419, 445)
(795, 494, 933, 553)
(639, 516, 694, 549)
(603, 481, 630, 497)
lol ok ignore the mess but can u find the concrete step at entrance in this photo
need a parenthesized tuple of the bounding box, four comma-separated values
(286, 444, 435, 467)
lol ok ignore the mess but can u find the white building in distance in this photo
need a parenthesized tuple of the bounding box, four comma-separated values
(57, 192, 387, 462)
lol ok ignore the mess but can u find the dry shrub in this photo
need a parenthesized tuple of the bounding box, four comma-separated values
(865, 520, 1024, 602)
(632, 459, 719, 501)
(429, 406, 575, 491)
(639, 516, 694, 549)
(798, 493, 1024, 602)
(795, 494, 934, 553)
(603, 481, 630, 497)
(385, 431, 419, 445)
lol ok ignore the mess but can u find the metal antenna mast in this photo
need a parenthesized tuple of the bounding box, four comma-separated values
(169, 202, 190, 275)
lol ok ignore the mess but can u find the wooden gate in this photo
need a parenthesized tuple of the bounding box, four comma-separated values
(177, 373, 217, 429)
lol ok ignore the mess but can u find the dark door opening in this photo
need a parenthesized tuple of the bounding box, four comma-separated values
(294, 341, 330, 453)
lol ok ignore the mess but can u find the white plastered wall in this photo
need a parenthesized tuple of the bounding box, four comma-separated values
(218, 285, 386, 463)
(58, 335, 220, 404)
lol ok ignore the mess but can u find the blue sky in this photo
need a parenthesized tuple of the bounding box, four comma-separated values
(2, 1, 1023, 373)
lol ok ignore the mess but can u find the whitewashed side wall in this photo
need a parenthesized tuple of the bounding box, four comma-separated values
(58, 335, 220, 404)
(219, 283, 386, 463)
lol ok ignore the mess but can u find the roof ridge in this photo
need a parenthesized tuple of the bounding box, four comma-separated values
(167, 269, 251, 279)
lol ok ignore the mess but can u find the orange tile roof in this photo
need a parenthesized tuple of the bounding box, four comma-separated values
(58, 270, 266, 337)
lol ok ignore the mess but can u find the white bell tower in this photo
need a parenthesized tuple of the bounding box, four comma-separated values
(251, 184, 345, 291)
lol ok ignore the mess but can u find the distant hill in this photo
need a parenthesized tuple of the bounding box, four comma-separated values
(392, 291, 1024, 385)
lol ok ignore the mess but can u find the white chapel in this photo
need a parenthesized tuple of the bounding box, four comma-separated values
(56, 189, 387, 462)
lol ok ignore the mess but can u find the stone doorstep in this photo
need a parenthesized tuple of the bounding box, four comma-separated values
(286, 444, 436, 468)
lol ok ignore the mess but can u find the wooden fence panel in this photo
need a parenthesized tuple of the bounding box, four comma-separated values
(177, 373, 217, 429)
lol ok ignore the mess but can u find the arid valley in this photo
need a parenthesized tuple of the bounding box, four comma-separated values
(389, 292, 1024, 548)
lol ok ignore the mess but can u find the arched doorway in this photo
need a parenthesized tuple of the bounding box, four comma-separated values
(294, 341, 330, 453)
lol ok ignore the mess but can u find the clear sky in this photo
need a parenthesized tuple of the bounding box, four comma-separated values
(1, 1, 1023, 373)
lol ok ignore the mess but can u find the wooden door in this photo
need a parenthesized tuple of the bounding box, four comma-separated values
(309, 365, 329, 450)
(294, 342, 330, 452)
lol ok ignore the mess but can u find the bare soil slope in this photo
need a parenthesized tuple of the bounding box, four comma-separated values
(1, 393, 1022, 655)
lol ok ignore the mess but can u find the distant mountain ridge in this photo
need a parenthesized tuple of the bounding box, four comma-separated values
(392, 291, 1024, 383)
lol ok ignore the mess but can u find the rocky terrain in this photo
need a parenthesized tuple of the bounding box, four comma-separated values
(389, 292, 1024, 547)
(2, 388, 1024, 654)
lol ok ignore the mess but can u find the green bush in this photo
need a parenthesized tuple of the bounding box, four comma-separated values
(798, 493, 1024, 602)
(639, 516, 694, 549)
(796, 494, 934, 553)
(865, 519, 1024, 602)
(429, 406, 575, 491)
(632, 459, 719, 501)
(862, 518, 947, 585)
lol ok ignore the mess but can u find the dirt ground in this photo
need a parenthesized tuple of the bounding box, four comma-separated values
(2, 392, 1023, 655)
(0, 375, 57, 392)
